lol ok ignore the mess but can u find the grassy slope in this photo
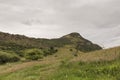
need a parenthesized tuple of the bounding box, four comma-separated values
(49, 46, 120, 80)
(0, 47, 75, 80)
(0, 46, 120, 80)
(0, 32, 102, 54)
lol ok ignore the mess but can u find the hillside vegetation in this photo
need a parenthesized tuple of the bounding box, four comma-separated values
(0, 31, 102, 64)
(0, 31, 119, 80)
(0, 51, 20, 64)
(0, 32, 102, 52)
(0, 46, 120, 80)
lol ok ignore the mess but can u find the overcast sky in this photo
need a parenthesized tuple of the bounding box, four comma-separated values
(0, 0, 120, 48)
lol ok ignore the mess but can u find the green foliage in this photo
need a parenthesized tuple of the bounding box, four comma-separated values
(48, 47, 58, 55)
(49, 59, 120, 80)
(24, 49, 44, 60)
(43, 47, 58, 56)
(0, 46, 120, 80)
(69, 49, 73, 51)
(0, 51, 20, 64)
(0, 31, 102, 55)
(75, 42, 102, 52)
(0, 64, 48, 80)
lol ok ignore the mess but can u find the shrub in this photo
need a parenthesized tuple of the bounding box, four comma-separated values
(24, 49, 44, 60)
(43, 47, 58, 56)
(48, 47, 58, 55)
(43, 50, 50, 56)
(69, 49, 73, 52)
(0, 51, 20, 64)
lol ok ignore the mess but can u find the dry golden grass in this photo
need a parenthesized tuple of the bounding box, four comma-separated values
(72, 46, 120, 62)
(0, 47, 73, 75)
(0, 46, 120, 79)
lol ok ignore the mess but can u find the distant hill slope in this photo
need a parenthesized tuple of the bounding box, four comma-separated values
(72, 46, 120, 62)
(61, 32, 102, 52)
(0, 31, 102, 54)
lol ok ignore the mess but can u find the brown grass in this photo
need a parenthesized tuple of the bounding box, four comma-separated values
(0, 47, 73, 75)
(72, 46, 120, 62)
(0, 46, 120, 76)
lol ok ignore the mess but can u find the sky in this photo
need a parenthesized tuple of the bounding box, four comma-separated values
(0, 0, 120, 48)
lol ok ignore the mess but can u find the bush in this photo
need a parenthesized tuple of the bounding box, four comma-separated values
(48, 47, 58, 55)
(0, 51, 20, 64)
(69, 49, 73, 52)
(24, 49, 44, 60)
(43, 50, 50, 56)
(43, 47, 58, 56)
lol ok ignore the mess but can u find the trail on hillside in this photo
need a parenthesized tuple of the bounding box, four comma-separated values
(0, 56, 60, 75)
(0, 48, 74, 75)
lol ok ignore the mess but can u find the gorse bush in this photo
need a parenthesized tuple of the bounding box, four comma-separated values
(48, 47, 58, 55)
(24, 49, 44, 60)
(0, 51, 20, 64)
(43, 47, 58, 56)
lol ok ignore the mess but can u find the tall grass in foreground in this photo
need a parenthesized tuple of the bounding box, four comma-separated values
(0, 59, 120, 80)
(48, 58, 120, 80)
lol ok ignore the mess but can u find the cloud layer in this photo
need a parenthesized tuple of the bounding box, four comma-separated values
(0, 0, 120, 48)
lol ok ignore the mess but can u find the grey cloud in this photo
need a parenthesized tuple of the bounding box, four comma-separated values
(0, 0, 120, 48)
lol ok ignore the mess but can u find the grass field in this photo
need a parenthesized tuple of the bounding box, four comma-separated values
(0, 46, 120, 80)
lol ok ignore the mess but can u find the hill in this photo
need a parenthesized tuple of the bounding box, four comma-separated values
(61, 32, 102, 52)
(0, 31, 102, 53)
(3, 31, 118, 80)
(0, 45, 119, 80)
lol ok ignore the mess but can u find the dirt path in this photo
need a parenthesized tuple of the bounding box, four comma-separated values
(0, 48, 74, 76)
(0, 55, 61, 75)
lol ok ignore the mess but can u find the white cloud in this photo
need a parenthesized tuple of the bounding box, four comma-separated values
(70, 0, 110, 8)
